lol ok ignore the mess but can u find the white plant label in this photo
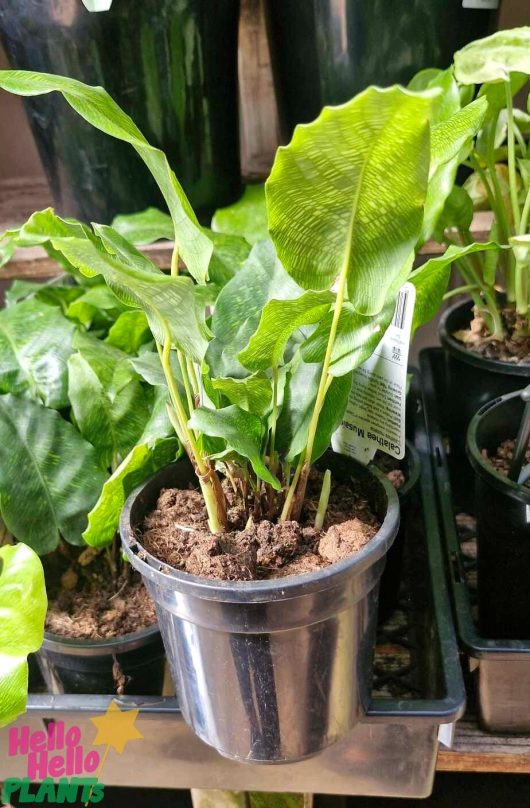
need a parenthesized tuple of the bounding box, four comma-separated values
(462, 0, 499, 9)
(332, 282, 416, 465)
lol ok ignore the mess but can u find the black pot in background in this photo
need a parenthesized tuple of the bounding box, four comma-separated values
(266, 0, 498, 139)
(467, 391, 530, 640)
(0, 0, 241, 223)
(377, 440, 421, 623)
(37, 624, 166, 695)
(439, 299, 530, 505)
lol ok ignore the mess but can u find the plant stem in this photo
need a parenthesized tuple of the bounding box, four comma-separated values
(187, 358, 201, 402)
(171, 245, 179, 277)
(177, 350, 195, 418)
(280, 455, 304, 522)
(505, 80, 522, 234)
(314, 469, 331, 530)
(269, 366, 279, 469)
(520, 184, 530, 236)
(443, 284, 481, 301)
(160, 330, 226, 533)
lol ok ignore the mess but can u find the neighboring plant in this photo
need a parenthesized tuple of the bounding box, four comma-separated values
(0, 542, 47, 727)
(0, 70, 493, 534)
(432, 27, 530, 341)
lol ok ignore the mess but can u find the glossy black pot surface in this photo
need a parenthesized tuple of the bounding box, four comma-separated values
(0, 0, 241, 223)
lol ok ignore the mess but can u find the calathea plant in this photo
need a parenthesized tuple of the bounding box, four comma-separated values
(430, 28, 530, 346)
(0, 69, 496, 535)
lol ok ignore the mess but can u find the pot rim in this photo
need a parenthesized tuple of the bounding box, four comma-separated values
(120, 457, 400, 603)
(439, 298, 530, 376)
(467, 390, 530, 505)
(41, 622, 161, 657)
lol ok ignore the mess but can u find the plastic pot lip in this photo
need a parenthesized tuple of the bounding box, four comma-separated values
(439, 298, 530, 377)
(41, 622, 161, 657)
(467, 390, 530, 505)
(120, 456, 400, 604)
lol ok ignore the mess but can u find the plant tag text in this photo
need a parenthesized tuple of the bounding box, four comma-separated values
(332, 283, 416, 465)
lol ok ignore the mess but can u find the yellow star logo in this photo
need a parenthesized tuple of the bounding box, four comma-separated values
(90, 700, 143, 754)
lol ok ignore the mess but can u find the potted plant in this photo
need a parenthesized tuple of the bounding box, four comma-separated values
(0, 66, 493, 762)
(435, 28, 530, 448)
(467, 389, 530, 639)
(0, 542, 47, 727)
(0, 259, 177, 695)
(0, 0, 241, 223)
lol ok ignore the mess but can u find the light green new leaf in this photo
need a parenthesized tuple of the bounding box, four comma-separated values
(68, 353, 151, 470)
(0, 70, 212, 282)
(212, 185, 268, 245)
(0, 298, 76, 409)
(266, 86, 432, 315)
(47, 234, 209, 362)
(0, 237, 15, 269)
(410, 242, 501, 334)
(454, 27, 530, 85)
(189, 406, 281, 489)
(276, 361, 353, 463)
(409, 67, 460, 124)
(0, 543, 46, 728)
(207, 240, 301, 379)
(211, 374, 272, 415)
(206, 229, 252, 287)
(105, 310, 151, 353)
(66, 284, 128, 328)
(0, 394, 107, 553)
(238, 290, 333, 372)
(83, 437, 179, 547)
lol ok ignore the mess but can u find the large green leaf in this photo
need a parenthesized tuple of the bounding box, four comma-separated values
(68, 352, 151, 470)
(276, 360, 353, 463)
(238, 291, 334, 372)
(112, 208, 174, 244)
(266, 86, 432, 315)
(207, 240, 301, 379)
(83, 437, 179, 547)
(0, 394, 107, 553)
(410, 242, 501, 334)
(212, 185, 268, 245)
(433, 185, 475, 241)
(454, 27, 530, 85)
(188, 406, 280, 489)
(0, 70, 212, 282)
(0, 543, 46, 728)
(0, 298, 76, 409)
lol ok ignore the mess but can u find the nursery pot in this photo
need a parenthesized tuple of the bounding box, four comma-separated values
(37, 624, 166, 696)
(467, 391, 530, 640)
(439, 299, 530, 499)
(0, 0, 241, 223)
(377, 440, 421, 622)
(266, 0, 498, 139)
(120, 455, 400, 763)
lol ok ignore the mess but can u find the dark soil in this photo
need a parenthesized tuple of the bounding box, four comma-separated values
(454, 305, 530, 364)
(374, 452, 406, 490)
(483, 439, 530, 488)
(44, 544, 156, 640)
(140, 470, 380, 581)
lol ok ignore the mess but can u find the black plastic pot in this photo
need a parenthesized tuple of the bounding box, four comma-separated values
(0, 0, 241, 223)
(37, 624, 166, 696)
(266, 0, 498, 139)
(467, 391, 530, 640)
(439, 299, 530, 502)
(377, 440, 421, 622)
(121, 454, 399, 763)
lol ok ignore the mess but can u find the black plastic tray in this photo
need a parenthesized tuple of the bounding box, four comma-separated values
(421, 348, 530, 733)
(0, 372, 465, 797)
